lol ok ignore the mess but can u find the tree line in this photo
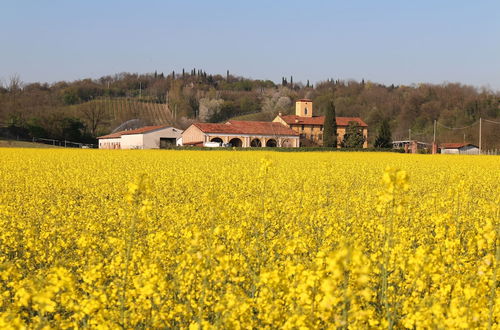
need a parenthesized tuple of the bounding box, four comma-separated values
(0, 71, 498, 148)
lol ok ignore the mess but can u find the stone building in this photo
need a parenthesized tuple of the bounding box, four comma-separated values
(273, 99, 368, 147)
(181, 120, 299, 147)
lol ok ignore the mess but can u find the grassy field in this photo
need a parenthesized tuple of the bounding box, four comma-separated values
(0, 149, 498, 328)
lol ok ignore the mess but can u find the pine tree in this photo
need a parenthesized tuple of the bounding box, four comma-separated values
(341, 122, 365, 148)
(374, 119, 392, 148)
(323, 101, 338, 147)
(290, 76, 293, 86)
(306, 80, 310, 88)
(227, 70, 230, 81)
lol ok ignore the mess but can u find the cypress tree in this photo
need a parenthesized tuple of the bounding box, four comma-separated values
(374, 119, 392, 148)
(306, 80, 310, 88)
(323, 101, 338, 147)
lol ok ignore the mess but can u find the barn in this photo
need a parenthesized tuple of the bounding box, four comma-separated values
(98, 125, 183, 149)
(440, 143, 480, 155)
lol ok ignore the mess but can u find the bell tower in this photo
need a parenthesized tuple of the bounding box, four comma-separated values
(295, 99, 313, 117)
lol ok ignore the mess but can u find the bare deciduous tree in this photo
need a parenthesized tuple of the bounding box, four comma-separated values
(80, 99, 109, 137)
(8, 74, 22, 92)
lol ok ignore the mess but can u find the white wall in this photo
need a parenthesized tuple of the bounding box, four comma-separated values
(121, 134, 144, 149)
(121, 127, 183, 149)
(98, 138, 121, 149)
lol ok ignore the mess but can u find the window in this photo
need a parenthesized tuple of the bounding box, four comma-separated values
(305, 108, 308, 115)
(301, 125, 305, 130)
(318, 134, 323, 140)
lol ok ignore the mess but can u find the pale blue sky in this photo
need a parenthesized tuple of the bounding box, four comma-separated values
(1, 0, 499, 89)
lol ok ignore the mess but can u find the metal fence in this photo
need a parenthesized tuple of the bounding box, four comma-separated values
(3, 136, 97, 148)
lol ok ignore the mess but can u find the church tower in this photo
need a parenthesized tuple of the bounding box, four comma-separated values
(295, 99, 313, 117)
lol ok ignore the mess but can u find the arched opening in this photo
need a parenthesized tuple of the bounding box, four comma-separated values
(250, 138, 262, 147)
(229, 138, 243, 147)
(282, 139, 292, 147)
(266, 139, 277, 147)
(210, 137, 223, 143)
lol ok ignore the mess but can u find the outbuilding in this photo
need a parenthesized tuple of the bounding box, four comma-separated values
(98, 125, 183, 149)
(440, 143, 479, 155)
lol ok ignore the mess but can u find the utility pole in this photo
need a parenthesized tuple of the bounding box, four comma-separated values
(433, 120, 436, 144)
(479, 117, 482, 154)
(409, 128, 411, 140)
(432, 120, 437, 154)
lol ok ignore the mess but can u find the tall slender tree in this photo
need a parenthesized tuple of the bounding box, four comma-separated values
(323, 101, 338, 147)
(374, 119, 392, 148)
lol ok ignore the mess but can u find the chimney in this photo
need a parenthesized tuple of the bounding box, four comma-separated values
(295, 119, 299, 123)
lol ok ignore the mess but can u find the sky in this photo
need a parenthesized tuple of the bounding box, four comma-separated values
(1, 0, 499, 90)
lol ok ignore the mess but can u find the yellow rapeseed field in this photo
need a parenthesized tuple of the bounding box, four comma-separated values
(0, 149, 499, 329)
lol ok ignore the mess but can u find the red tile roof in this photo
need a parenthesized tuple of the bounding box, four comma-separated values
(279, 115, 368, 127)
(296, 98, 312, 102)
(97, 132, 124, 139)
(193, 121, 299, 136)
(441, 143, 478, 149)
(121, 125, 170, 135)
(98, 125, 170, 139)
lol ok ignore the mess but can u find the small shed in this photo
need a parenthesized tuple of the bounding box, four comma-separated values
(440, 143, 479, 155)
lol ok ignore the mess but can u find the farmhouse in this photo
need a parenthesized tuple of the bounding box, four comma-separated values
(273, 99, 368, 147)
(98, 125, 182, 149)
(182, 120, 299, 147)
(440, 143, 479, 155)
